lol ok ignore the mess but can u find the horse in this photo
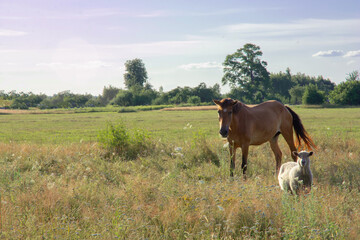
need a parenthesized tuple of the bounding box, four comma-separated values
(213, 98, 316, 177)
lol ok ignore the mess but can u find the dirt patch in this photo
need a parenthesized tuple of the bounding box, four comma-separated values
(161, 106, 217, 111)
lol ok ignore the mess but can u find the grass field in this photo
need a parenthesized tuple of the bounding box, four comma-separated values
(0, 106, 360, 239)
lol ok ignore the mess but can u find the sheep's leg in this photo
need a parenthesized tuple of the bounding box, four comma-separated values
(270, 136, 282, 174)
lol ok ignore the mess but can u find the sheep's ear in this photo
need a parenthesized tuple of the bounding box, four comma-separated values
(213, 99, 221, 106)
(292, 151, 298, 157)
(309, 151, 313, 156)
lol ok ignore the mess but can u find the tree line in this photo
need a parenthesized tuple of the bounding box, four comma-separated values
(1, 44, 360, 109)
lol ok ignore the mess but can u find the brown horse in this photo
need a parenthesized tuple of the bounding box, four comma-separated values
(213, 98, 316, 177)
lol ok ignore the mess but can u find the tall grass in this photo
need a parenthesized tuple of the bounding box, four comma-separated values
(97, 121, 153, 160)
(0, 108, 359, 238)
(0, 130, 359, 239)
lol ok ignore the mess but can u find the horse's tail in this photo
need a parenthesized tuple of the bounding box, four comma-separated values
(286, 106, 316, 150)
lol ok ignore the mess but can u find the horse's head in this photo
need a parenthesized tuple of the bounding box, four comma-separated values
(213, 98, 238, 138)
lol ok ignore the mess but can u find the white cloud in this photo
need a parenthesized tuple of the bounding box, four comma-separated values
(178, 62, 222, 70)
(36, 61, 113, 70)
(344, 50, 360, 57)
(312, 50, 344, 57)
(0, 29, 27, 36)
(214, 18, 360, 40)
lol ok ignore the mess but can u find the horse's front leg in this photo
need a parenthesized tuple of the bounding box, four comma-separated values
(229, 141, 236, 177)
(241, 144, 249, 176)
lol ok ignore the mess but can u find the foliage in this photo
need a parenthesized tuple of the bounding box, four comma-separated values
(38, 91, 94, 109)
(345, 70, 359, 82)
(302, 84, 325, 105)
(124, 58, 148, 89)
(9, 92, 46, 109)
(187, 96, 201, 104)
(222, 43, 270, 103)
(110, 90, 134, 106)
(98, 121, 153, 160)
(329, 79, 360, 105)
(100, 85, 120, 105)
(268, 68, 293, 102)
(153, 82, 221, 105)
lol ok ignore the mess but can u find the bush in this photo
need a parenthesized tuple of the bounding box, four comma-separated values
(98, 121, 153, 160)
(302, 84, 325, 105)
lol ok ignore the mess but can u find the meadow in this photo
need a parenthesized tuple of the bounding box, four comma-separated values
(0, 106, 359, 239)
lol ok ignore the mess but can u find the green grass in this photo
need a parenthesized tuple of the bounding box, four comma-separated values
(0, 107, 359, 239)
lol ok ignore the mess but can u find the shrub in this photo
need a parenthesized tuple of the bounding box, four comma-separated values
(98, 121, 153, 160)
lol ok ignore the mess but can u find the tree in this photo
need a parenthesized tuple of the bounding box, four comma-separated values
(329, 78, 360, 105)
(302, 84, 325, 105)
(269, 70, 294, 102)
(222, 43, 270, 103)
(111, 90, 134, 106)
(346, 70, 359, 82)
(289, 85, 305, 104)
(100, 85, 120, 106)
(124, 58, 148, 89)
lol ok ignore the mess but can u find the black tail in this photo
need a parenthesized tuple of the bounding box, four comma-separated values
(286, 106, 316, 150)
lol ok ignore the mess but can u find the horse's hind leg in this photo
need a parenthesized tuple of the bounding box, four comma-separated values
(270, 135, 282, 174)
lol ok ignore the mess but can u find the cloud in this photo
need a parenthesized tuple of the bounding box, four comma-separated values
(344, 50, 360, 57)
(178, 62, 222, 70)
(312, 50, 344, 57)
(312, 50, 360, 58)
(0, 29, 27, 36)
(214, 18, 360, 39)
(36, 61, 113, 70)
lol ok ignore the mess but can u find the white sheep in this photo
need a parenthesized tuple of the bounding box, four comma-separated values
(278, 151, 313, 195)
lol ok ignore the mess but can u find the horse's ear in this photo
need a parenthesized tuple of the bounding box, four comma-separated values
(292, 151, 298, 157)
(213, 99, 221, 105)
(232, 101, 241, 113)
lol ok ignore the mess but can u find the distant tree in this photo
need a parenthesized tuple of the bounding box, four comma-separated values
(100, 85, 120, 106)
(329, 76, 360, 105)
(111, 90, 134, 106)
(269, 69, 293, 102)
(302, 84, 325, 105)
(314, 76, 335, 95)
(346, 70, 359, 82)
(124, 58, 148, 89)
(222, 43, 270, 103)
(289, 85, 306, 104)
(187, 96, 201, 104)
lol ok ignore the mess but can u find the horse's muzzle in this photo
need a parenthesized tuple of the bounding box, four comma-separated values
(219, 128, 229, 138)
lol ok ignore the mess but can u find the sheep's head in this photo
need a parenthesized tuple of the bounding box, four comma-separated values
(293, 151, 313, 168)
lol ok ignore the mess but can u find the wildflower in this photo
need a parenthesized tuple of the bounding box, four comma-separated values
(217, 205, 224, 211)
(174, 147, 182, 152)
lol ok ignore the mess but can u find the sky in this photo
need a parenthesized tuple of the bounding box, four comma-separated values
(1, 0, 359, 95)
